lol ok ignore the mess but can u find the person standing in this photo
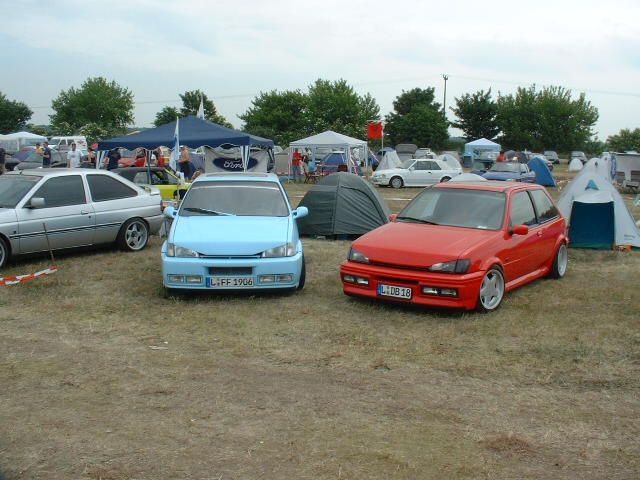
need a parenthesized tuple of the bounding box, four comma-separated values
(35, 143, 44, 155)
(66, 143, 82, 168)
(496, 150, 506, 162)
(0, 146, 5, 175)
(179, 146, 193, 180)
(42, 141, 52, 167)
(107, 148, 121, 170)
(291, 149, 303, 182)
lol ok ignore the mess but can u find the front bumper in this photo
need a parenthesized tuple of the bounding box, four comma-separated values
(340, 260, 485, 311)
(162, 249, 303, 290)
(371, 176, 390, 186)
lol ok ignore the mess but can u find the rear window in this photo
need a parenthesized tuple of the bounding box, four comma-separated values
(87, 174, 137, 202)
(530, 189, 559, 223)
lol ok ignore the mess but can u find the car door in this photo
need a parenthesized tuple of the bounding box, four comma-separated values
(529, 189, 563, 269)
(501, 190, 539, 282)
(411, 160, 434, 186)
(16, 174, 95, 253)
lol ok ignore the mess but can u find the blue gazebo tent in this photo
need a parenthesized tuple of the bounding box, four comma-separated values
(463, 138, 501, 167)
(528, 156, 557, 187)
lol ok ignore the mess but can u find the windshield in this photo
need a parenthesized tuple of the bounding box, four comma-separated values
(0, 175, 40, 208)
(180, 181, 290, 217)
(489, 162, 520, 173)
(399, 187, 506, 230)
(401, 159, 415, 169)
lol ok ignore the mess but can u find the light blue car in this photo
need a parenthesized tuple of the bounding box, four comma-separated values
(161, 173, 308, 292)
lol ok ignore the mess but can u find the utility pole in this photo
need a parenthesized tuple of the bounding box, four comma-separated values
(442, 74, 449, 121)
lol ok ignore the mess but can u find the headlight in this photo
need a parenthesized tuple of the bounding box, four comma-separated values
(428, 259, 470, 274)
(348, 248, 369, 264)
(376, 173, 386, 179)
(261, 242, 296, 258)
(166, 243, 199, 258)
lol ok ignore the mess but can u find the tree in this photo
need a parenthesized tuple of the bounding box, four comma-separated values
(0, 92, 33, 134)
(305, 79, 380, 139)
(607, 128, 640, 152)
(384, 87, 449, 149)
(179, 90, 231, 127)
(50, 77, 134, 137)
(239, 89, 309, 145)
(79, 123, 112, 144)
(450, 89, 500, 140)
(154, 106, 180, 127)
(496, 86, 599, 151)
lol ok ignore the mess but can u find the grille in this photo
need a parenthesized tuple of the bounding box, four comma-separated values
(370, 261, 429, 272)
(208, 267, 254, 275)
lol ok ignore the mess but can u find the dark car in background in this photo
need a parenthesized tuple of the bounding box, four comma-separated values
(544, 150, 560, 164)
(482, 162, 536, 183)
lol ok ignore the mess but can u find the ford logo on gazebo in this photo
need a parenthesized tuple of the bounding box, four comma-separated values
(213, 157, 259, 171)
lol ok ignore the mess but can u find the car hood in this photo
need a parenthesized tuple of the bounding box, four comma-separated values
(171, 215, 291, 256)
(0, 208, 18, 224)
(352, 222, 499, 268)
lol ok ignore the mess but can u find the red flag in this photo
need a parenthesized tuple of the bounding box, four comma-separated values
(367, 122, 383, 139)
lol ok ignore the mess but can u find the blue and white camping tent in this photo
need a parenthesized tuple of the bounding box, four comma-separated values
(321, 152, 362, 175)
(463, 138, 501, 162)
(528, 156, 557, 186)
(557, 172, 640, 249)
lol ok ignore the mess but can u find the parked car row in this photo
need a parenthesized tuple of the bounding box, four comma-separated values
(372, 158, 462, 188)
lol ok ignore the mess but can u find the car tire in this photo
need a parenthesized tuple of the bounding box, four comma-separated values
(0, 236, 9, 269)
(440, 176, 451, 182)
(297, 255, 306, 290)
(548, 243, 568, 279)
(117, 218, 150, 252)
(476, 266, 505, 313)
(390, 176, 403, 189)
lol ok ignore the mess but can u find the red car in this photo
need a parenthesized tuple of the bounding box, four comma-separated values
(340, 182, 568, 312)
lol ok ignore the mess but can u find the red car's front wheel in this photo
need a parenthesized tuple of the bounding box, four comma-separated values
(477, 267, 505, 313)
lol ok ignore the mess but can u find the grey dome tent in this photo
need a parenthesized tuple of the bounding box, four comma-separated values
(297, 173, 391, 237)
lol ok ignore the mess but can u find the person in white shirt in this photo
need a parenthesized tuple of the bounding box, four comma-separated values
(66, 143, 82, 168)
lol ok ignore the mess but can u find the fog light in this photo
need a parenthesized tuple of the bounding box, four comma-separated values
(186, 275, 202, 284)
(259, 275, 276, 284)
(343, 275, 356, 283)
(356, 277, 369, 285)
(422, 286, 438, 295)
(168, 274, 185, 283)
(439, 288, 458, 297)
(276, 274, 293, 282)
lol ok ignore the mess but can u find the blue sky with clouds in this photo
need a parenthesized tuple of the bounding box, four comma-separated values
(1, 0, 639, 140)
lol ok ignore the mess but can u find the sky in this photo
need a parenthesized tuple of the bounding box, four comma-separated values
(1, 0, 639, 140)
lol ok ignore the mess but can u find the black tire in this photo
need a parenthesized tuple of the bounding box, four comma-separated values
(390, 176, 403, 189)
(476, 266, 505, 313)
(117, 218, 149, 252)
(548, 243, 568, 279)
(0, 236, 9, 269)
(440, 176, 451, 183)
(297, 255, 306, 290)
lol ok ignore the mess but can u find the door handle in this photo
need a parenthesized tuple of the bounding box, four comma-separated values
(537, 231, 543, 236)
(80, 210, 90, 215)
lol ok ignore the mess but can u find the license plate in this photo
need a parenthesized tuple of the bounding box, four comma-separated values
(377, 283, 412, 299)
(206, 276, 254, 288)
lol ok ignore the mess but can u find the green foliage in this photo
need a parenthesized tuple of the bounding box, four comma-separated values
(26, 124, 53, 137)
(0, 92, 33, 134)
(606, 128, 640, 152)
(496, 86, 599, 151)
(239, 89, 308, 145)
(50, 77, 134, 137)
(240, 79, 380, 144)
(154, 106, 180, 127)
(450, 89, 500, 140)
(79, 122, 112, 144)
(384, 88, 449, 149)
(179, 89, 232, 127)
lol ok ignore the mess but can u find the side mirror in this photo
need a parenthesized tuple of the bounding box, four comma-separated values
(293, 206, 308, 219)
(409, 167, 415, 171)
(511, 224, 529, 236)
(28, 197, 45, 209)
(389, 213, 397, 222)
(164, 206, 177, 219)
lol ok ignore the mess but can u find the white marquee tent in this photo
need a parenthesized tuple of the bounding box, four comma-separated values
(289, 130, 368, 176)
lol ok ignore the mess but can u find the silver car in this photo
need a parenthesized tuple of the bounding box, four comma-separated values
(0, 169, 163, 268)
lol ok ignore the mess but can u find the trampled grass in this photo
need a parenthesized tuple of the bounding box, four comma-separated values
(0, 165, 639, 479)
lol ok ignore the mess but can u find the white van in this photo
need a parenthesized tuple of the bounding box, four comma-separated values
(49, 136, 88, 151)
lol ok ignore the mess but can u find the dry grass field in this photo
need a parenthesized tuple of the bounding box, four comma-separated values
(1, 165, 639, 479)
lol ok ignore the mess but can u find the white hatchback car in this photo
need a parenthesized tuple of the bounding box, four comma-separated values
(372, 158, 462, 188)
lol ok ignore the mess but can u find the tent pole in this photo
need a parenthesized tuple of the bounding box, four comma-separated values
(146, 148, 152, 184)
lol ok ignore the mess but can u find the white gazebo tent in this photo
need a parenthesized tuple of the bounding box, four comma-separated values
(289, 130, 369, 178)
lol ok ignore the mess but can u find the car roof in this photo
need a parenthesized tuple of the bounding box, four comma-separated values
(433, 181, 541, 192)
(113, 167, 164, 173)
(6, 168, 119, 178)
(193, 172, 278, 183)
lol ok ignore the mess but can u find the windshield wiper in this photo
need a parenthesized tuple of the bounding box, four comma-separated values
(183, 207, 234, 216)
(396, 216, 439, 225)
